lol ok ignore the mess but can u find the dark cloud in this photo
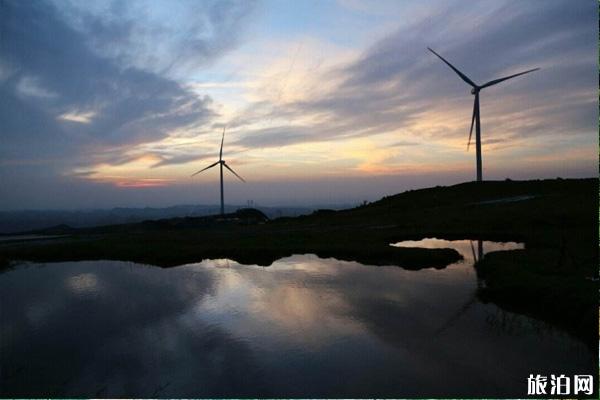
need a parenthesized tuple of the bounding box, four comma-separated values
(343, 0, 595, 89)
(0, 0, 218, 162)
(0, 0, 260, 208)
(389, 140, 420, 147)
(59, 0, 259, 76)
(233, 126, 316, 149)
(151, 154, 211, 169)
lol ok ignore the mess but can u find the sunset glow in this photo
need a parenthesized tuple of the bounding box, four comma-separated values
(1, 0, 596, 209)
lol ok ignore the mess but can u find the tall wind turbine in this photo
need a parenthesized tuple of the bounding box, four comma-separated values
(191, 127, 245, 216)
(428, 47, 539, 182)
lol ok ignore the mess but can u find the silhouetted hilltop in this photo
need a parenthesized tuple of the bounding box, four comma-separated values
(16, 208, 269, 236)
(277, 178, 595, 238)
(0, 204, 325, 233)
(5, 178, 594, 239)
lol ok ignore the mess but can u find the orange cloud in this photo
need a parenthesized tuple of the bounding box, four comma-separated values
(115, 178, 172, 188)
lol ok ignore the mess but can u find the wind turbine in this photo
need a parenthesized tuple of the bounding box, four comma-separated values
(428, 47, 539, 182)
(191, 127, 245, 216)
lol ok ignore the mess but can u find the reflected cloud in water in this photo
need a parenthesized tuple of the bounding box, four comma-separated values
(392, 238, 524, 264)
(67, 272, 100, 294)
(0, 241, 593, 397)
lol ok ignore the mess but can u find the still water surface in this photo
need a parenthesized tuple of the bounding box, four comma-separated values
(0, 239, 594, 397)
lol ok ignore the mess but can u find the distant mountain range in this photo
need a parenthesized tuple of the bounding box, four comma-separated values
(0, 204, 354, 233)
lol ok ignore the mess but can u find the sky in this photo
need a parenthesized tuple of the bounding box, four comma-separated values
(0, 0, 597, 210)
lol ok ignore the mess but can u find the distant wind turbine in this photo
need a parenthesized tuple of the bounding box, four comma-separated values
(428, 47, 539, 182)
(191, 127, 245, 216)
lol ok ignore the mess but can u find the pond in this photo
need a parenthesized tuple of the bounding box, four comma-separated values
(0, 239, 594, 397)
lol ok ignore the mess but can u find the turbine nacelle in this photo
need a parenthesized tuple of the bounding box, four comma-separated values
(471, 87, 479, 95)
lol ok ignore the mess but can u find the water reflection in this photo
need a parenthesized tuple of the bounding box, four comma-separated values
(392, 237, 524, 263)
(67, 272, 99, 293)
(0, 240, 594, 398)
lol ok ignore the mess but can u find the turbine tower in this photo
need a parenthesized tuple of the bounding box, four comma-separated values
(428, 47, 539, 182)
(191, 127, 245, 216)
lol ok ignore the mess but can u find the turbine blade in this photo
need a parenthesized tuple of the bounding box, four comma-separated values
(219, 126, 225, 161)
(191, 161, 219, 177)
(428, 47, 477, 87)
(467, 98, 477, 151)
(480, 68, 539, 89)
(223, 162, 245, 182)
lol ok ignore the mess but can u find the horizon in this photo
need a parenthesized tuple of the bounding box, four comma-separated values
(0, 175, 594, 212)
(1, 0, 597, 210)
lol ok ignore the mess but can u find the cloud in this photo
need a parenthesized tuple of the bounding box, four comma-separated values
(234, 126, 316, 149)
(55, 0, 259, 76)
(1, 1, 221, 162)
(0, 0, 596, 209)
(0, 0, 262, 202)
(389, 140, 420, 147)
(151, 154, 211, 169)
(231, 0, 597, 154)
